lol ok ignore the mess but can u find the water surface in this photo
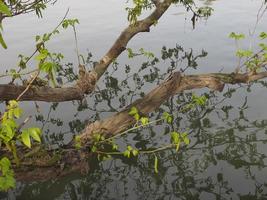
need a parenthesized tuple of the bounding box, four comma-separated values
(1, 0, 267, 199)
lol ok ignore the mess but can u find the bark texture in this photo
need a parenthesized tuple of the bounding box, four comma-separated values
(79, 71, 267, 143)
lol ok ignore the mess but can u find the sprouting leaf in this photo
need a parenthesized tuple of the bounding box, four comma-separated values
(2, 125, 14, 141)
(20, 130, 31, 148)
(134, 113, 140, 121)
(132, 149, 139, 156)
(163, 112, 173, 124)
(129, 106, 138, 116)
(112, 144, 118, 150)
(154, 155, 158, 173)
(259, 32, 267, 40)
(100, 135, 105, 141)
(0, 1, 12, 16)
(127, 145, 133, 151)
(259, 43, 267, 51)
(236, 49, 253, 58)
(184, 137, 190, 145)
(171, 131, 179, 144)
(74, 135, 82, 149)
(127, 48, 134, 58)
(35, 49, 49, 61)
(229, 32, 245, 40)
(91, 145, 97, 152)
(140, 117, 149, 125)
(93, 133, 101, 142)
(123, 150, 131, 158)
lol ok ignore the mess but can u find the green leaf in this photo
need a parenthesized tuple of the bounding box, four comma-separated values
(0, 1, 12, 16)
(0, 157, 11, 175)
(129, 106, 138, 116)
(127, 145, 133, 151)
(112, 144, 118, 150)
(28, 127, 41, 143)
(132, 149, 139, 156)
(134, 113, 140, 121)
(229, 32, 245, 40)
(20, 130, 31, 148)
(35, 49, 49, 61)
(171, 131, 180, 144)
(259, 32, 267, 40)
(91, 145, 97, 152)
(13, 108, 22, 119)
(236, 49, 253, 58)
(184, 137, 190, 145)
(0, 32, 7, 49)
(123, 150, 131, 158)
(40, 62, 53, 72)
(154, 155, 158, 173)
(163, 112, 173, 124)
(140, 117, 149, 125)
(2, 125, 14, 141)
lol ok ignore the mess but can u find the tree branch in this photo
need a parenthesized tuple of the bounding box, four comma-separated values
(78, 71, 267, 143)
(92, 0, 173, 79)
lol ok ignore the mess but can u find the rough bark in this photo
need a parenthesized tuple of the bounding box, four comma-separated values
(79, 71, 267, 143)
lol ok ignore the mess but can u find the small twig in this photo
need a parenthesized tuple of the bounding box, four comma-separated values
(17, 115, 32, 131)
(16, 71, 39, 101)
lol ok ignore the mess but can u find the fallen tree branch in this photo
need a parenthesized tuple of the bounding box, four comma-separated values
(79, 71, 267, 143)
(5, 70, 267, 182)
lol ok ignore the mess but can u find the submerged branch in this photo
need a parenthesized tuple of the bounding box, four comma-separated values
(79, 71, 267, 143)
(4, 70, 267, 182)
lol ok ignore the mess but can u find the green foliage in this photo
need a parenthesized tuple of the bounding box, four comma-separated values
(123, 146, 139, 158)
(183, 93, 208, 111)
(229, 32, 245, 40)
(74, 135, 82, 149)
(0, 157, 15, 191)
(126, 0, 152, 24)
(129, 106, 140, 121)
(19, 127, 41, 148)
(62, 19, 79, 29)
(196, 6, 213, 17)
(163, 112, 173, 124)
(171, 131, 190, 151)
(0, 0, 52, 49)
(127, 48, 155, 59)
(229, 31, 267, 73)
(259, 32, 267, 40)
(236, 49, 253, 58)
(0, 1, 12, 16)
(0, 100, 42, 190)
(0, 100, 41, 159)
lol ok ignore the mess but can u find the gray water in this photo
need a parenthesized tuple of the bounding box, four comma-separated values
(1, 0, 267, 199)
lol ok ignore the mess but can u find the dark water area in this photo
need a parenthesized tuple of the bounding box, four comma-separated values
(1, 0, 267, 199)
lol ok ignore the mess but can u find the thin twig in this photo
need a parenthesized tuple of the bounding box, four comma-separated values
(16, 71, 39, 101)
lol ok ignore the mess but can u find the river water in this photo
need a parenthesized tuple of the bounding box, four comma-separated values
(1, 0, 267, 199)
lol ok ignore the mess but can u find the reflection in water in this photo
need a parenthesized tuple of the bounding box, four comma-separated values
(1, 44, 267, 199)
